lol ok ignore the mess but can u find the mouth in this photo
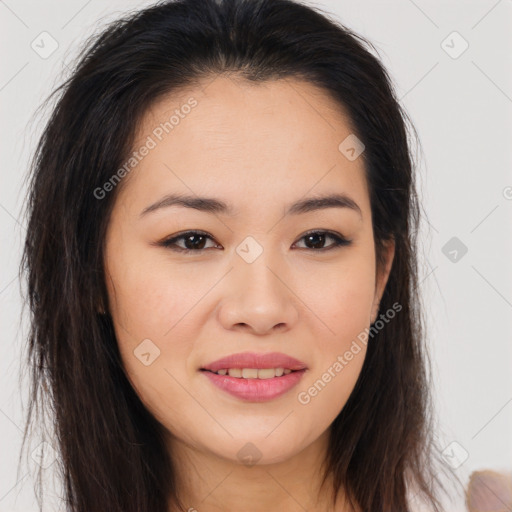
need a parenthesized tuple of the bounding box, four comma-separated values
(199, 352, 308, 401)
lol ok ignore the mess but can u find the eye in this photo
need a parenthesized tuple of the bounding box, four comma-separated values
(157, 229, 352, 254)
(292, 230, 352, 251)
(158, 230, 220, 253)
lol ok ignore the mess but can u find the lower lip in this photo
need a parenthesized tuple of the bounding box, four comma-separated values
(201, 369, 306, 402)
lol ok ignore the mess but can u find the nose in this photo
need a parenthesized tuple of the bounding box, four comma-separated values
(216, 256, 299, 336)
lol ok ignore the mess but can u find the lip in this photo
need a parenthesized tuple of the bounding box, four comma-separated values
(201, 368, 307, 402)
(200, 351, 308, 372)
(200, 352, 308, 402)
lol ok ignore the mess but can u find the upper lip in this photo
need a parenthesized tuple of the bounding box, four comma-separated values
(201, 352, 308, 372)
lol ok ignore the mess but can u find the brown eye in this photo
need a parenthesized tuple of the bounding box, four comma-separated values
(160, 231, 219, 253)
(178, 233, 208, 250)
(293, 230, 352, 251)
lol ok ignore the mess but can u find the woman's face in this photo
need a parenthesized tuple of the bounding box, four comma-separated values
(104, 75, 394, 465)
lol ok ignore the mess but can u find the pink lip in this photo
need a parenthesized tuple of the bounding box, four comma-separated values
(200, 352, 308, 402)
(201, 369, 307, 402)
(201, 351, 307, 372)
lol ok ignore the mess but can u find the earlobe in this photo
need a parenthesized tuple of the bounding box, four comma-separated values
(97, 296, 107, 315)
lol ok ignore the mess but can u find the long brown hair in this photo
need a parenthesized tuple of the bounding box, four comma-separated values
(19, 0, 461, 510)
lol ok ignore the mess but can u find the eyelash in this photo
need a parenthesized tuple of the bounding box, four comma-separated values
(158, 229, 352, 254)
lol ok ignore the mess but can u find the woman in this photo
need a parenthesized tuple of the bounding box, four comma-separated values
(19, 0, 461, 510)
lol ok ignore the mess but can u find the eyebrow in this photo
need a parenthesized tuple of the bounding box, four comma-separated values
(139, 192, 362, 219)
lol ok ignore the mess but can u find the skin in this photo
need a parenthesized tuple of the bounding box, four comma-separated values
(104, 75, 395, 512)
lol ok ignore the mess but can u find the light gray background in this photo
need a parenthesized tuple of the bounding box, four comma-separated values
(1, 1, 511, 511)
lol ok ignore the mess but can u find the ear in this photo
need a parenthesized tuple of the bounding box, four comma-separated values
(96, 292, 107, 315)
(370, 238, 395, 324)
(96, 299, 106, 315)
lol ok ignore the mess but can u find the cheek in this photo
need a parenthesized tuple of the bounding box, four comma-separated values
(294, 251, 375, 413)
(295, 285, 371, 423)
(106, 244, 224, 421)
(297, 248, 376, 338)
(109, 262, 196, 429)
(106, 248, 197, 340)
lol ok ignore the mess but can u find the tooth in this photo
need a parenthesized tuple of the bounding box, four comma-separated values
(242, 368, 259, 379)
(219, 368, 293, 378)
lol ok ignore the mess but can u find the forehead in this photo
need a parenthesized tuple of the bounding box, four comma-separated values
(119, 75, 370, 217)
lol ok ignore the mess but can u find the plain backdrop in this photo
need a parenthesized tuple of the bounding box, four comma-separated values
(1, 0, 511, 511)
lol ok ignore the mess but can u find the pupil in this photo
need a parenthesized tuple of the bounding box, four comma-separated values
(306, 233, 325, 249)
(185, 234, 206, 250)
